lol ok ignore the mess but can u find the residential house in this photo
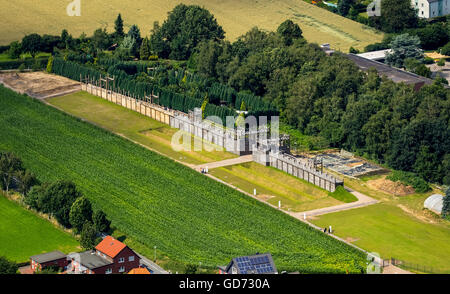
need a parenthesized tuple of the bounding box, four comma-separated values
(69, 236, 140, 274)
(30, 251, 68, 273)
(218, 253, 277, 274)
(412, 0, 450, 18)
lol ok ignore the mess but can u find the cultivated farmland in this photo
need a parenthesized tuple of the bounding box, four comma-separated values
(0, 0, 383, 50)
(0, 194, 79, 263)
(0, 86, 366, 273)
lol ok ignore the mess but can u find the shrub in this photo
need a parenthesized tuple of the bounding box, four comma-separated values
(423, 57, 435, 64)
(440, 42, 450, 56)
(0, 256, 18, 274)
(184, 264, 198, 274)
(18, 63, 26, 72)
(437, 59, 445, 66)
(349, 47, 360, 54)
(387, 170, 431, 193)
(46, 56, 54, 73)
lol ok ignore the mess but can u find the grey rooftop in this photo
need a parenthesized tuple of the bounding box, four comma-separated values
(30, 250, 66, 264)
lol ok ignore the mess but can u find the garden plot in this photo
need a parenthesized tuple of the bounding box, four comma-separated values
(0, 72, 81, 99)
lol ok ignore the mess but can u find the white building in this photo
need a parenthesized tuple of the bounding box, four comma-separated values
(412, 0, 450, 18)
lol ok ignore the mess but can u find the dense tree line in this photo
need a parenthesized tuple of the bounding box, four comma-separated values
(1, 151, 111, 249)
(186, 21, 449, 185)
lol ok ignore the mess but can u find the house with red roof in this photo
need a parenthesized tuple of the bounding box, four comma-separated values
(68, 236, 140, 274)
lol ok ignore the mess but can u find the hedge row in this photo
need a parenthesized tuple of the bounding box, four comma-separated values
(0, 57, 49, 70)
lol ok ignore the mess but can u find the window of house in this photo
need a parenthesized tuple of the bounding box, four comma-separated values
(119, 266, 125, 273)
(105, 268, 112, 274)
(119, 257, 125, 263)
(129, 256, 135, 262)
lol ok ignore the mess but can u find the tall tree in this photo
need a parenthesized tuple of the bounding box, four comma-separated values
(150, 4, 225, 60)
(80, 222, 98, 250)
(442, 189, 450, 218)
(7, 41, 22, 59)
(45, 181, 82, 228)
(0, 152, 24, 193)
(277, 19, 303, 46)
(93, 210, 111, 233)
(139, 37, 150, 60)
(386, 34, 423, 68)
(91, 28, 110, 51)
(21, 34, 42, 57)
(380, 0, 418, 33)
(69, 196, 93, 233)
(15, 169, 38, 196)
(337, 0, 354, 16)
(114, 13, 125, 39)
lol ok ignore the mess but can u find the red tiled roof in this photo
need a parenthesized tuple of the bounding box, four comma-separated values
(95, 236, 126, 258)
(128, 267, 151, 274)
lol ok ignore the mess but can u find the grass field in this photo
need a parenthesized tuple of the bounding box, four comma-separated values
(0, 85, 367, 273)
(209, 162, 357, 212)
(312, 203, 450, 273)
(0, 0, 383, 51)
(47, 92, 237, 165)
(0, 194, 80, 263)
(308, 171, 450, 273)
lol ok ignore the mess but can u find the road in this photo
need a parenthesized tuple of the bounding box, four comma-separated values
(137, 252, 169, 274)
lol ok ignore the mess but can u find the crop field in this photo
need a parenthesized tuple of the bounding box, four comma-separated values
(0, 194, 79, 262)
(209, 162, 354, 212)
(0, 0, 383, 50)
(47, 91, 237, 165)
(0, 85, 367, 273)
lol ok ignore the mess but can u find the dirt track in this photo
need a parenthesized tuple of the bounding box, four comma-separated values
(0, 71, 81, 99)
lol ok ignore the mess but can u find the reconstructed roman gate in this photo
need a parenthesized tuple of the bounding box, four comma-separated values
(81, 82, 343, 192)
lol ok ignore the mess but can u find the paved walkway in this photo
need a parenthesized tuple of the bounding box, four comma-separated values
(295, 188, 378, 217)
(382, 264, 413, 274)
(194, 155, 253, 171)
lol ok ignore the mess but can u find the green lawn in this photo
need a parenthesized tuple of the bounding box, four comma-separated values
(0, 195, 79, 263)
(47, 92, 237, 165)
(0, 85, 367, 273)
(311, 203, 450, 273)
(209, 162, 353, 212)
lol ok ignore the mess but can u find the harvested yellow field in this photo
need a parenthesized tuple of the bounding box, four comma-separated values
(0, 0, 383, 50)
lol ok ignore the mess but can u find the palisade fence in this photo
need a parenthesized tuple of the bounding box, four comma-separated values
(51, 58, 278, 122)
(79, 77, 256, 155)
(386, 258, 448, 274)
